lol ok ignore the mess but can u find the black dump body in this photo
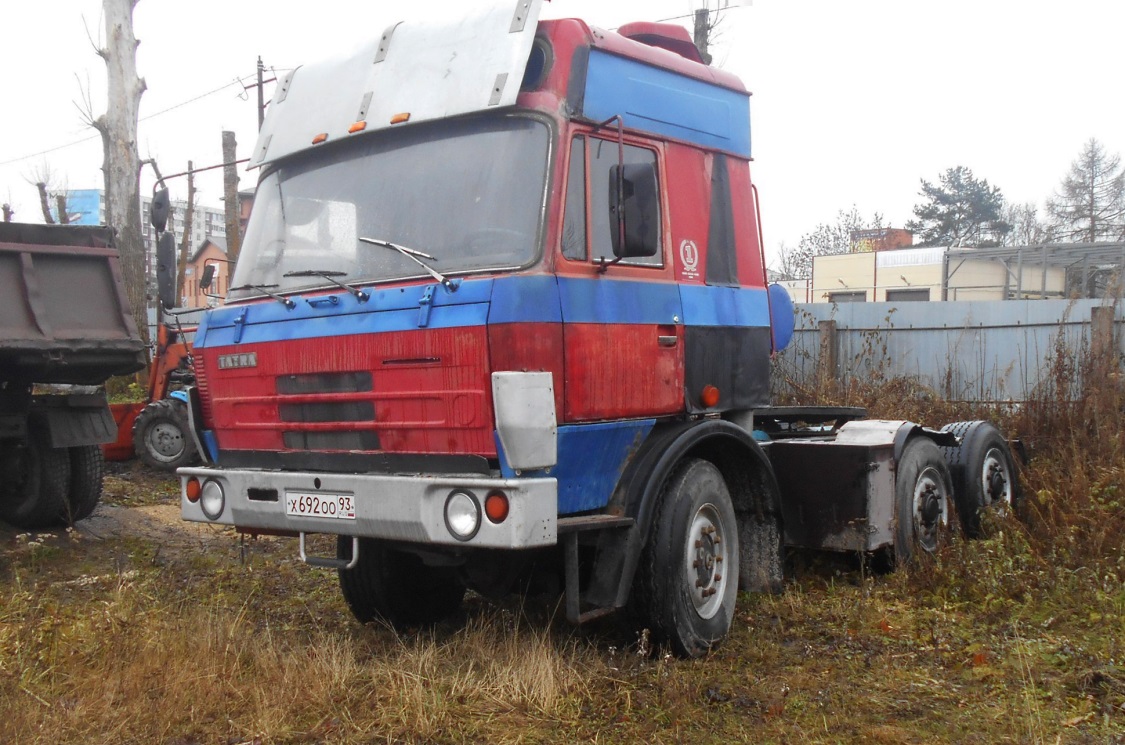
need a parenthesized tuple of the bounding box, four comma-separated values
(0, 222, 146, 385)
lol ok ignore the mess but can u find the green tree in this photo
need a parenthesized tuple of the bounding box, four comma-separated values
(906, 166, 1009, 246)
(1046, 138, 1125, 242)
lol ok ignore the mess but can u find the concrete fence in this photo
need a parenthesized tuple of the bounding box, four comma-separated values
(776, 299, 1123, 403)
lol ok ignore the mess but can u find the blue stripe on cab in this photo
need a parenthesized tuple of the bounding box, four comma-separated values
(497, 419, 656, 514)
(582, 49, 751, 158)
(680, 285, 771, 327)
(558, 276, 681, 325)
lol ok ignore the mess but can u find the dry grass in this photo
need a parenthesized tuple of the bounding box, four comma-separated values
(2, 329, 1125, 743)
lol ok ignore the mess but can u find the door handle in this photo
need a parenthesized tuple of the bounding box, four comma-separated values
(657, 335, 678, 347)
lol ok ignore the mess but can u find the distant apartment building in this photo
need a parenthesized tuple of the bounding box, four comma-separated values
(64, 188, 229, 278)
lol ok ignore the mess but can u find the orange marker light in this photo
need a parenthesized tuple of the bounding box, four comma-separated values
(485, 491, 510, 524)
(348, 121, 367, 134)
(701, 385, 721, 408)
(312, 132, 329, 144)
(390, 112, 411, 125)
(185, 477, 202, 503)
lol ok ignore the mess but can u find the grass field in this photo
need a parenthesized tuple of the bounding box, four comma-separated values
(2, 349, 1124, 743)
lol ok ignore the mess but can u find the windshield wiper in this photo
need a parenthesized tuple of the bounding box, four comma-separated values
(283, 270, 370, 302)
(229, 283, 297, 309)
(359, 237, 459, 292)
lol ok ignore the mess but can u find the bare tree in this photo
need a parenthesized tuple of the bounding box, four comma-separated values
(82, 0, 148, 344)
(177, 161, 195, 304)
(786, 206, 885, 280)
(1002, 202, 1051, 246)
(1046, 138, 1125, 242)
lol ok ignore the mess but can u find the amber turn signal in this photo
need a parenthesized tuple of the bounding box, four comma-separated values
(390, 112, 411, 124)
(701, 384, 721, 408)
(185, 477, 202, 503)
(485, 491, 510, 524)
(348, 121, 367, 134)
(311, 132, 329, 144)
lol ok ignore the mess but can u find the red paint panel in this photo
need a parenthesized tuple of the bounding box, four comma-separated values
(665, 144, 711, 285)
(198, 326, 496, 457)
(488, 322, 565, 420)
(728, 157, 767, 290)
(563, 323, 683, 421)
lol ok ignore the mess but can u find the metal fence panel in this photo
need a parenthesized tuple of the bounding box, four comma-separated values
(778, 300, 1123, 402)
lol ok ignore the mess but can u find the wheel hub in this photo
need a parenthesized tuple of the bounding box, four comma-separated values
(685, 503, 728, 619)
(982, 449, 1011, 508)
(912, 466, 947, 553)
(149, 422, 185, 459)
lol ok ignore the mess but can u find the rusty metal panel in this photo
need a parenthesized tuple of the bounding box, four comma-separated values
(0, 224, 145, 385)
(768, 439, 895, 553)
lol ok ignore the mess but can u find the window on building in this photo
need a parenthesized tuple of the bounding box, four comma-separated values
(885, 288, 930, 302)
(828, 290, 866, 303)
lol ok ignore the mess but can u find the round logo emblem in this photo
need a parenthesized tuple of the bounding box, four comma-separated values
(679, 239, 700, 279)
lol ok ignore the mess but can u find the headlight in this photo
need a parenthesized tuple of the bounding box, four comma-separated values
(444, 491, 480, 541)
(200, 479, 226, 520)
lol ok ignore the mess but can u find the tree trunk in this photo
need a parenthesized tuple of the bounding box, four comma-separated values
(55, 195, 70, 224)
(222, 131, 242, 265)
(2, 204, 13, 222)
(177, 161, 195, 305)
(99, 0, 148, 346)
(37, 182, 56, 224)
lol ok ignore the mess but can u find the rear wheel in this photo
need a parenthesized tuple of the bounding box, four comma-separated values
(0, 435, 72, 529)
(631, 458, 739, 658)
(894, 438, 953, 566)
(133, 399, 198, 471)
(337, 536, 466, 630)
(940, 421, 1019, 538)
(67, 445, 105, 522)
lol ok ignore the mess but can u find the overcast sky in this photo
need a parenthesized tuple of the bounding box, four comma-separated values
(2, 0, 1123, 267)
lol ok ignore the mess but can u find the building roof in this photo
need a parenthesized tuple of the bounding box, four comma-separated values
(189, 236, 227, 263)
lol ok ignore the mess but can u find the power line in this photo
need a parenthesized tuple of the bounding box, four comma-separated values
(0, 73, 257, 168)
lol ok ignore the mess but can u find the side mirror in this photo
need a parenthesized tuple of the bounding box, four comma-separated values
(199, 263, 216, 291)
(608, 163, 659, 258)
(151, 188, 171, 232)
(156, 231, 177, 310)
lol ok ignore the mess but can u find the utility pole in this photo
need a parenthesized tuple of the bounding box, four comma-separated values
(244, 56, 277, 132)
(177, 160, 195, 303)
(256, 56, 265, 130)
(693, 7, 713, 65)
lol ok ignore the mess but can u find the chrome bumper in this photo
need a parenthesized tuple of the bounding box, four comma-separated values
(178, 466, 557, 549)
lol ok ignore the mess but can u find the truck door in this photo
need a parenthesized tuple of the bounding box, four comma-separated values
(556, 134, 684, 422)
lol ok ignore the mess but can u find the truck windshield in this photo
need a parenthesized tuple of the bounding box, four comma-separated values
(230, 116, 550, 297)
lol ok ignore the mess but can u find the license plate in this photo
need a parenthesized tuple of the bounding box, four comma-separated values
(285, 491, 356, 520)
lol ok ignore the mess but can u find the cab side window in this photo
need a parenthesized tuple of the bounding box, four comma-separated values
(561, 135, 662, 267)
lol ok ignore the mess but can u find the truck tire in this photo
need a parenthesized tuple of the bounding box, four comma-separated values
(894, 438, 954, 566)
(0, 437, 72, 529)
(133, 399, 198, 471)
(337, 536, 465, 630)
(631, 458, 739, 658)
(939, 421, 1020, 538)
(67, 445, 105, 522)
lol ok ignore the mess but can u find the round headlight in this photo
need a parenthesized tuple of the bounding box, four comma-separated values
(199, 479, 226, 520)
(444, 491, 480, 541)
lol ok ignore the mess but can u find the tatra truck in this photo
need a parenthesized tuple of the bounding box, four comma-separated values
(169, 1, 1018, 657)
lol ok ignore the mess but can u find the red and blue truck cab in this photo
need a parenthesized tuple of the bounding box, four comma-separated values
(171, 1, 1018, 657)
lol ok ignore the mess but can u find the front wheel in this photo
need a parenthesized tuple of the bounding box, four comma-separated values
(132, 399, 198, 471)
(337, 537, 466, 630)
(894, 438, 954, 566)
(631, 458, 739, 658)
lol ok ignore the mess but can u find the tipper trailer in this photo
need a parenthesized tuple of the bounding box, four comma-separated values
(1, 222, 145, 529)
(171, 1, 1018, 657)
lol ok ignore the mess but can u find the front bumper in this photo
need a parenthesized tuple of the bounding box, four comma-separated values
(179, 466, 557, 549)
